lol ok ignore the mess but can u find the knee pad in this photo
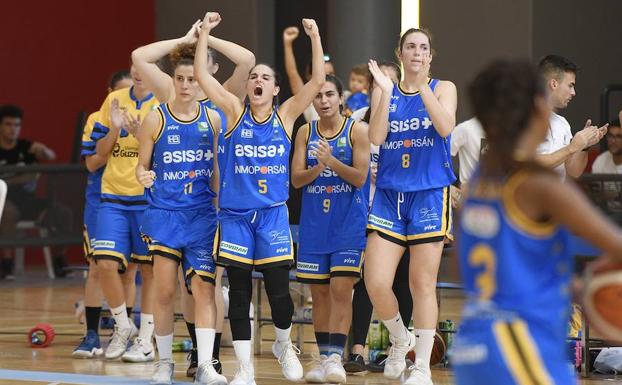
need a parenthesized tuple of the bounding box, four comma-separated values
(266, 292, 294, 328)
(228, 289, 251, 321)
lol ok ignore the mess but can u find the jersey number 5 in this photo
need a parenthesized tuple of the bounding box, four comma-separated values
(468, 244, 496, 301)
(258, 179, 267, 194)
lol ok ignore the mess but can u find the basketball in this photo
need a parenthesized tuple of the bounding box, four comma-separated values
(407, 332, 447, 365)
(583, 261, 622, 341)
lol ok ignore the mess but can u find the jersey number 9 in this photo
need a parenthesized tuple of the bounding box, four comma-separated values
(258, 179, 268, 194)
(323, 199, 330, 213)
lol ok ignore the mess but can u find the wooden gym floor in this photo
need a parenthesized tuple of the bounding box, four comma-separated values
(0, 270, 617, 385)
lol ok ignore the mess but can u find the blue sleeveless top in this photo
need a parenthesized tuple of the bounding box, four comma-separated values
(147, 103, 216, 210)
(219, 105, 291, 210)
(376, 80, 456, 192)
(299, 118, 368, 253)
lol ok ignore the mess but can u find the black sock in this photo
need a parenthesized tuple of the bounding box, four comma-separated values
(126, 307, 133, 320)
(85, 306, 101, 333)
(186, 321, 197, 350)
(213, 332, 222, 359)
(351, 279, 373, 346)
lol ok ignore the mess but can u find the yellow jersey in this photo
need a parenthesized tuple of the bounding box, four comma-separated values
(91, 87, 159, 210)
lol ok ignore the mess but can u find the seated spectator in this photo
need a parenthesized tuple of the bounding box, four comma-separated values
(592, 119, 622, 174)
(0, 104, 71, 278)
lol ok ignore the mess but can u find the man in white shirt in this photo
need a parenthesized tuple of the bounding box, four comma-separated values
(593, 119, 622, 174)
(451, 117, 485, 184)
(535, 55, 607, 178)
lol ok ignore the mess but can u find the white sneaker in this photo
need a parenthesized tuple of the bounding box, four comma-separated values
(304, 355, 327, 383)
(404, 359, 433, 385)
(230, 362, 256, 385)
(151, 358, 174, 385)
(121, 337, 155, 362)
(105, 323, 138, 360)
(195, 360, 228, 385)
(324, 353, 347, 384)
(384, 331, 416, 379)
(272, 340, 304, 381)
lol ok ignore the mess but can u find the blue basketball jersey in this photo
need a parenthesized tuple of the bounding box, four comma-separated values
(299, 118, 368, 253)
(219, 106, 291, 210)
(376, 81, 456, 192)
(458, 170, 572, 343)
(147, 103, 216, 210)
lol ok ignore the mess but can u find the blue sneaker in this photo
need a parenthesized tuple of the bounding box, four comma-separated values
(72, 330, 104, 358)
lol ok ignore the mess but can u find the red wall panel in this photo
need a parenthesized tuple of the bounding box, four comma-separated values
(0, 0, 155, 162)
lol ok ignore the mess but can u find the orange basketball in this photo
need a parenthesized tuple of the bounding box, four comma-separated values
(583, 261, 622, 341)
(407, 332, 446, 365)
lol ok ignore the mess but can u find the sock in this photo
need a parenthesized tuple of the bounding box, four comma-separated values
(138, 313, 154, 341)
(85, 306, 101, 333)
(314, 332, 330, 356)
(196, 328, 216, 366)
(155, 333, 174, 360)
(232, 340, 252, 365)
(213, 332, 222, 360)
(414, 329, 435, 373)
(110, 303, 130, 329)
(126, 307, 133, 320)
(382, 313, 408, 342)
(186, 322, 197, 350)
(329, 333, 348, 357)
(274, 325, 291, 344)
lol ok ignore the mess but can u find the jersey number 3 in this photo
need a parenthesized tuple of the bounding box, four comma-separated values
(468, 244, 496, 301)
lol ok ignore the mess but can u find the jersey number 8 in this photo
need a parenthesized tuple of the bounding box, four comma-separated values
(402, 154, 410, 168)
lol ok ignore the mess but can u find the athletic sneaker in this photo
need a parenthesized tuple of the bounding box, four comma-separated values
(105, 323, 138, 360)
(213, 359, 222, 375)
(194, 360, 228, 385)
(187, 349, 198, 378)
(384, 331, 416, 379)
(230, 362, 256, 385)
(151, 358, 175, 385)
(404, 359, 434, 385)
(121, 337, 155, 362)
(272, 340, 304, 381)
(343, 353, 367, 373)
(324, 353, 347, 384)
(72, 329, 104, 358)
(304, 355, 327, 383)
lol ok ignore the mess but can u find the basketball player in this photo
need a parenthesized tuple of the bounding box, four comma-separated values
(91, 65, 158, 361)
(136, 43, 226, 385)
(195, 12, 326, 384)
(291, 74, 369, 383)
(72, 70, 137, 358)
(365, 28, 457, 384)
(132, 20, 255, 376)
(452, 59, 622, 385)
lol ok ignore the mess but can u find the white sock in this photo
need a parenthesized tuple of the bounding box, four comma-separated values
(155, 333, 174, 360)
(196, 328, 216, 366)
(138, 313, 154, 341)
(233, 340, 252, 366)
(382, 313, 408, 342)
(274, 325, 292, 344)
(414, 329, 435, 373)
(110, 303, 130, 329)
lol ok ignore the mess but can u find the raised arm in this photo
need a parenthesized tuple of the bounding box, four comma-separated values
(135, 111, 159, 188)
(367, 60, 393, 146)
(291, 123, 325, 188)
(132, 20, 201, 103)
(278, 19, 325, 133)
(195, 12, 243, 127)
(283, 26, 304, 95)
(415, 55, 456, 138)
(207, 109, 221, 208)
(312, 122, 369, 187)
(208, 35, 255, 101)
